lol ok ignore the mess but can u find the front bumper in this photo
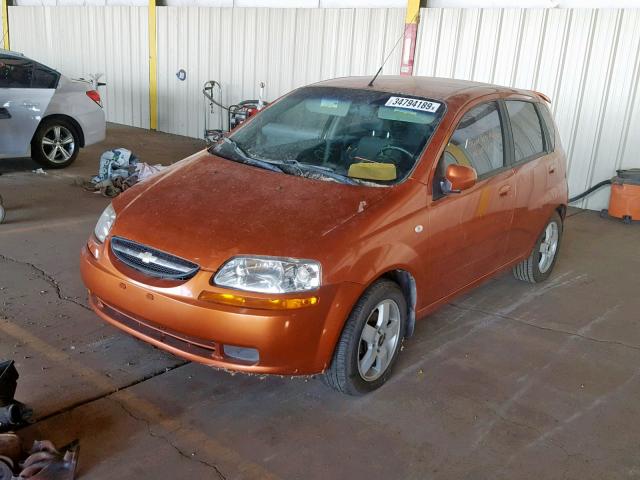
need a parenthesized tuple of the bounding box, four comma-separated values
(80, 238, 362, 375)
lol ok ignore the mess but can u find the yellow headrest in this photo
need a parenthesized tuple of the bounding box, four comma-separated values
(348, 162, 397, 181)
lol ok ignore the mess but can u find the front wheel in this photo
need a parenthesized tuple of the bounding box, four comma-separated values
(31, 119, 80, 169)
(513, 211, 563, 283)
(323, 280, 407, 395)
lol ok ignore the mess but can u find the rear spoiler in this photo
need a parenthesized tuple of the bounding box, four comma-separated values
(533, 90, 551, 103)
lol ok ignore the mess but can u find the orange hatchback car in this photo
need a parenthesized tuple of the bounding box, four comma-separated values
(81, 76, 568, 395)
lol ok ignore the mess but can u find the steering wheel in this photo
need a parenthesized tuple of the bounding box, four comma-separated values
(379, 145, 414, 161)
(312, 142, 342, 163)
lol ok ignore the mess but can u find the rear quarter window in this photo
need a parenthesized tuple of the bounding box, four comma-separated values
(537, 104, 556, 151)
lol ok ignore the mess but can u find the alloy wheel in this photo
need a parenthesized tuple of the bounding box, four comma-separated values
(357, 299, 401, 381)
(538, 221, 559, 273)
(41, 125, 75, 164)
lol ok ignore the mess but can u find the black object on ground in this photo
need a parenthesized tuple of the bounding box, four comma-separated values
(0, 362, 18, 407)
(0, 361, 33, 433)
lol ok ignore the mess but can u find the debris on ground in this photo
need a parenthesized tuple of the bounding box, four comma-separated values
(135, 162, 165, 182)
(0, 362, 77, 479)
(0, 195, 5, 224)
(0, 361, 32, 433)
(0, 434, 79, 480)
(83, 148, 166, 197)
(31, 169, 47, 176)
(93, 148, 138, 183)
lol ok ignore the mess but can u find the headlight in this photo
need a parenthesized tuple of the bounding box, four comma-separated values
(94, 203, 116, 243)
(214, 256, 321, 293)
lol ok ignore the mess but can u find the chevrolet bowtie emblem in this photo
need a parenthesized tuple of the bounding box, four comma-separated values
(138, 251, 157, 264)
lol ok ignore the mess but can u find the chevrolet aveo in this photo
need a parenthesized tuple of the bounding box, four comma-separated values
(80, 76, 568, 395)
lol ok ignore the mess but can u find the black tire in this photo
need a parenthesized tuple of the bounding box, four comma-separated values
(323, 279, 407, 395)
(31, 118, 81, 169)
(513, 211, 563, 283)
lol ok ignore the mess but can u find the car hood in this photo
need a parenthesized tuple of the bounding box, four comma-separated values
(110, 150, 390, 270)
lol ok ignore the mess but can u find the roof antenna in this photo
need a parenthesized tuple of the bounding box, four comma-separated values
(368, 11, 420, 88)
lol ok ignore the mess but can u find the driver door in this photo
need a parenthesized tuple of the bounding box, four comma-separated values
(0, 56, 56, 157)
(424, 101, 516, 304)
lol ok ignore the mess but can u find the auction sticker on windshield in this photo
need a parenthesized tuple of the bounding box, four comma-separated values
(385, 96, 441, 113)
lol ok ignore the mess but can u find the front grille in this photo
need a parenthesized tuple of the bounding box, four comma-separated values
(110, 236, 199, 280)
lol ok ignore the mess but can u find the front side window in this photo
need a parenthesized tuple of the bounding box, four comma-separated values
(506, 101, 544, 162)
(212, 86, 446, 186)
(432, 102, 505, 197)
(0, 57, 34, 88)
(446, 102, 505, 176)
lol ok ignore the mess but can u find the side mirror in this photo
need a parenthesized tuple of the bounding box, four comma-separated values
(441, 164, 477, 194)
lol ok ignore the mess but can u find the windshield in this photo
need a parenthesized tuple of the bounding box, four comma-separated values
(213, 86, 445, 186)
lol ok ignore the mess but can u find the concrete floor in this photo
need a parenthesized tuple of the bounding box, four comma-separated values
(1, 124, 639, 479)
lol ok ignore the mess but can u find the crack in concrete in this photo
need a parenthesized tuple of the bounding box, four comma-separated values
(449, 302, 640, 353)
(31, 361, 189, 425)
(0, 252, 92, 312)
(110, 397, 227, 480)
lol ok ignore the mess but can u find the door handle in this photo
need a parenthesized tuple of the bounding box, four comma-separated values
(0, 108, 10, 120)
(498, 185, 511, 196)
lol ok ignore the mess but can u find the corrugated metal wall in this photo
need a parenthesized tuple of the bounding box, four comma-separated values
(414, 8, 640, 210)
(7, 5, 638, 212)
(1, 8, 5, 48)
(156, 7, 405, 137)
(8, 6, 150, 128)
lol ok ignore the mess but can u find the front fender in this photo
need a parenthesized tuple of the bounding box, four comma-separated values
(346, 242, 423, 292)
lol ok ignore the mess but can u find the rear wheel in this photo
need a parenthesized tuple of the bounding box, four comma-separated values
(323, 280, 407, 395)
(513, 212, 563, 283)
(31, 118, 80, 169)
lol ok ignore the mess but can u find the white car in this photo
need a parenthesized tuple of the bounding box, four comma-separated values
(0, 49, 106, 168)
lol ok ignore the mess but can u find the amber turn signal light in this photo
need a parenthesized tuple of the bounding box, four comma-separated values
(198, 291, 319, 310)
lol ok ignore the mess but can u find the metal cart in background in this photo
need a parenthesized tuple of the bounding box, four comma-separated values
(202, 80, 269, 144)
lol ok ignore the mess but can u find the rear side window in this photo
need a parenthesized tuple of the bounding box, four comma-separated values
(32, 64, 59, 89)
(506, 101, 544, 162)
(0, 57, 33, 88)
(447, 102, 505, 176)
(537, 104, 556, 151)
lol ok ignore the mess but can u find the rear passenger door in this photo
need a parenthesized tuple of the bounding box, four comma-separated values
(425, 101, 516, 304)
(0, 56, 57, 157)
(502, 100, 557, 262)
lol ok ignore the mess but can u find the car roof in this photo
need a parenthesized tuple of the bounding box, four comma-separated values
(0, 49, 27, 59)
(312, 75, 541, 104)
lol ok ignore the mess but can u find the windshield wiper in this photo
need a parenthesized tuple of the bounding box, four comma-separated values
(280, 159, 360, 186)
(210, 137, 284, 173)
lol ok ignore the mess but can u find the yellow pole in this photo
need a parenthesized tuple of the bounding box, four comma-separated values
(400, 0, 421, 75)
(148, 0, 157, 130)
(406, 0, 420, 24)
(2, 0, 10, 51)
